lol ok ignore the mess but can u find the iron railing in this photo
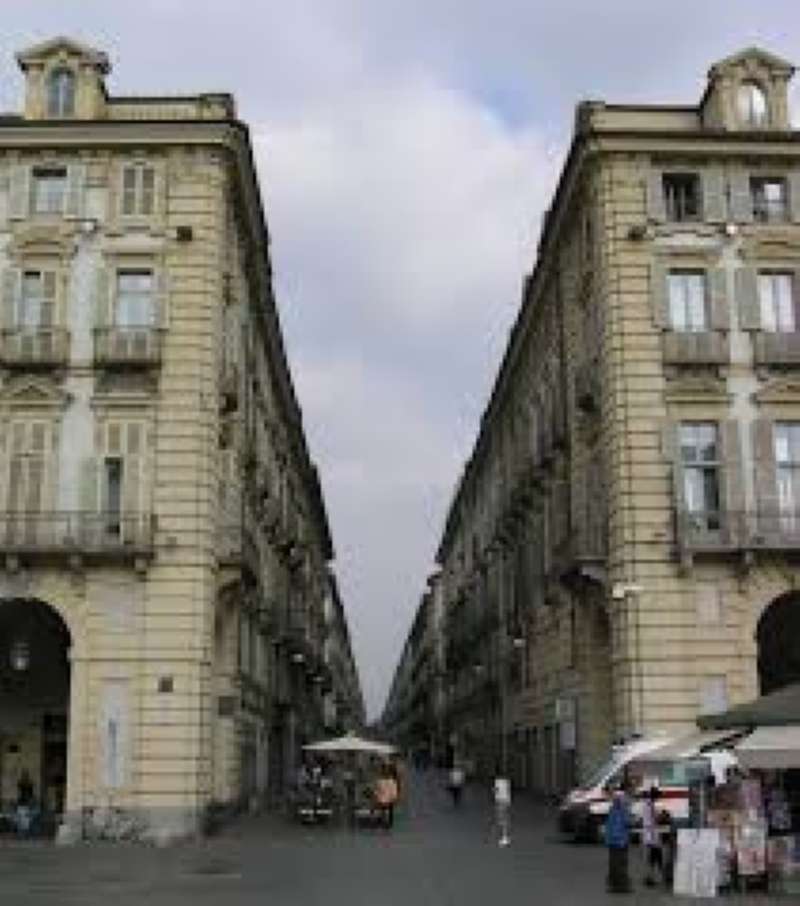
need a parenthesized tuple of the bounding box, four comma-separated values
(662, 331, 729, 365)
(0, 511, 154, 556)
(0, 328, 70, 367)
(94, 327, 162, 366)
(678, 508, 800, 552)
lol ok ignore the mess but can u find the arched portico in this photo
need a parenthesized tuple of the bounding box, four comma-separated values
(757, 591, 800, 695)
(0, 598, 71, 836)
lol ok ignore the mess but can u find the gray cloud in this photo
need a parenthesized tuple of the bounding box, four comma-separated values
(1, 1, 799, 715)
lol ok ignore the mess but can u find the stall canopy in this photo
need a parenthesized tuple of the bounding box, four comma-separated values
(697, 682, 800, 730)
(303, 733, 396, 756)
(736, 726, 800, 770)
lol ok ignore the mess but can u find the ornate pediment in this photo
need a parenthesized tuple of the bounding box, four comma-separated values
(664, 372, 730, 404)
(752, 377, 800, 406)
(16, 37, 110, 74)
(0, 376, 71, 409)
(8, 223, 77, 261)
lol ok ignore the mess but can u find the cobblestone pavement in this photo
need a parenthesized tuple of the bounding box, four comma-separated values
(0, 772, 787, 905)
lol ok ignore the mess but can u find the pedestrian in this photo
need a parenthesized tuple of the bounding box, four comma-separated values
(641, 786, 663, 887)
(493, 770, 511, 847)
(15, 769, 35, 837)
(448, 762, 465, 807)
(604, 787, 632, 893)
(374, 763, 399, 828)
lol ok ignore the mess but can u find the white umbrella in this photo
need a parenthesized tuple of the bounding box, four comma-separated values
(303, 732, 396, 756)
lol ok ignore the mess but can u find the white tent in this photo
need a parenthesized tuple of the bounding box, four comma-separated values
(735, 726, 800, 770)
(303, 732, 396, 756)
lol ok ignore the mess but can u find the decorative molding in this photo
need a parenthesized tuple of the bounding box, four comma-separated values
(752, 376, 800, 406)
(0, 375, 71, 409)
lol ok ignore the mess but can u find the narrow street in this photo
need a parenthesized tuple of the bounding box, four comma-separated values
(0, 772, 784, 905)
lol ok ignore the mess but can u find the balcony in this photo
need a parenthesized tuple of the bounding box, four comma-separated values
(662, 331, 729, 366)
(216, 520, 259, 572)
(0, 328, 70, 368)
(551, 519, 608, 587)
(575, 359, 601, 412)
(753, 332, 800, 367)
(0, 511, 154, 562)
(94, 327, 162, 367)
(677, 509, 800, 556)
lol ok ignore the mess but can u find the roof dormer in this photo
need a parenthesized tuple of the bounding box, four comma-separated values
(701, 46, 795, 132)
(16, 36, 110, 121)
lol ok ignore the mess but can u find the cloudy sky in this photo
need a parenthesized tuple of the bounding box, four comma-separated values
(2, 2, 799, 717)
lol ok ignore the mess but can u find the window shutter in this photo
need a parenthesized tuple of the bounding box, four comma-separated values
(650, 260, 669, 328)
(123, 422, 143, 522)
(646, 169, 666, 222)
(752, 418, 778, 533)
(662, 421, 686, 540)
(64, 162, 85, 218)
(154, 268, 168, 328)
(735, 267, 761, 331)
(729, 168, 753, 223)
(2, 268, 20, 329)
(720, 421, 744, 544)
(8, 164, 29, 220)
(40, 271, 57, 328)
(788, 170, 800, 224)
(701, 167, 727, 223)
(79, 456, 99, 516)
(708, 269, 729, 331)
(93, 266, 112, 327)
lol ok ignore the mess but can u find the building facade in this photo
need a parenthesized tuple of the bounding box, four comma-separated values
(0, 37, 360, 842)
(433, 47, 800, 796)
(322, 572, 366, 736)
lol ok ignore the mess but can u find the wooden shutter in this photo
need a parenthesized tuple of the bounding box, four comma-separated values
(729, 168, 754, 223)
(650, 260, 669, 327)
(1, 268, 20, 329)
(78, 456, 99, 513)
(735, 267, 761, 331)
(8, 164, 30, 220)
(64, 162, 85, 217)
(153, 268, 168, 328)
(788, 170, 800, 224)
(701, 167, 727, 223)
(40, 270, 57, 328)
(719, 420, 744, 544)
(93, 265, 112, 328)
(708, 269, 729, 331)
(752, 418, 778, 532)
(646, 169, 666, 222)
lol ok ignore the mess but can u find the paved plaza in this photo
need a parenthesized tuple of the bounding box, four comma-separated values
(0, 773, 785, 905)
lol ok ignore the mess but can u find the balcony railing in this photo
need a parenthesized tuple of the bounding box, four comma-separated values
(0, 328, 70, 367)
(753, 331, 800, 367)
(0, 511, 154, 558)
(678, 508, 800, 553)
(94, 327, 162, 367)
(662, 330, 729, 365)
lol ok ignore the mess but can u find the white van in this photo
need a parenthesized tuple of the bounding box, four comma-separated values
(558, 735, 738, 843)
(558, 737, 674, 842)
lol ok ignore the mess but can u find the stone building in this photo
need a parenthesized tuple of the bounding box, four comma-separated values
(322, 572, 366, 736)
(0, 37, 358, 841)
(436, 47, 800, 796)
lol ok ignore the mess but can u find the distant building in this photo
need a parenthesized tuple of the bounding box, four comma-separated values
(0, 37, 360, 841)
(430, 47, 800, 794)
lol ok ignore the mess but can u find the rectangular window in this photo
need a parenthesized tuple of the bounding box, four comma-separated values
(31, 167, 67, 215)
(668, 271, 707, 332)
(115, 270, 154, 327)
(751, 177, 788, 223)
(758, 272, 797, 333)
(121, 165, 156, 216)
(680, 423, 720, 530)
(20, 271, 55, 329)
(663, 173, 701, 222)
(774, 423, 800, 529)
(104, 457, 123, 536)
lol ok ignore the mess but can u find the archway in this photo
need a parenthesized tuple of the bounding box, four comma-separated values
(757, 592, 800, 695)
(0, 599, 70, 835)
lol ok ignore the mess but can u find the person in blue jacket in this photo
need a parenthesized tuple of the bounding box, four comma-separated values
(605, 787, 632, 893)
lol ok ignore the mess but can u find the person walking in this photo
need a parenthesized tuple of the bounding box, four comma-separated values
(447, 762, 465, 807)
(605, 787, 633, 893)
(374, 763, 399, 829)
(493, 771, 511, 847)
(641, 787, 663, 887)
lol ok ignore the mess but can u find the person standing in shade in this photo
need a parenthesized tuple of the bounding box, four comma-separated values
(493, 771, 511, 847)
(605, 787, 633, 893)
(374, 763, 399, 828)
(448, 762, 465, 807)
(641, 787, 663, 887)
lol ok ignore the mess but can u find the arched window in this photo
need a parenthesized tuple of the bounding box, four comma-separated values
(737, 81, 768, 128)
(47, 68, 75, 118)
